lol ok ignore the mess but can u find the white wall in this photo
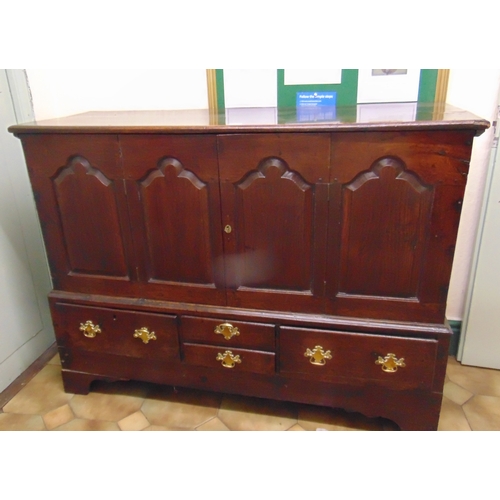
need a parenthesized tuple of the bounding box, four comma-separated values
(27, 69, 209, 120)
(445, 69, 500, 320)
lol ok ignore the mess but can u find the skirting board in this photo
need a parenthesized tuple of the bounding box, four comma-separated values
(448, 320, 461, 357)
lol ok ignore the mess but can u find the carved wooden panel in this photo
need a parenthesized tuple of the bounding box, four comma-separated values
(120, 135, 225, 305)
(138, 157, 213, 284)
(326, 130, 475, 322)
(230, 157, 313, 290)
(338, 157, 433, 299)
(53, 156, 129, 277)
(18, 134, 133, 293)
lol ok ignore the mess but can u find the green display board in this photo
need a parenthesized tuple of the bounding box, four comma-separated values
(214, 69, 440, 114)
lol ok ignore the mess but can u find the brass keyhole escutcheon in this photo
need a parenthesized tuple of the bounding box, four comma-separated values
(80, 320, 101, 338)
(216, 350, 242, 368)
(375, 353, 406, 373)
(133, 327, 157, 344)
(224, 225, 232, 234)
(304, 345, 332, 366)
(214, 323, 240, 340)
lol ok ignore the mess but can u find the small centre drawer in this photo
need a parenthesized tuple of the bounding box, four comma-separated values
(280, 326, 438, 390)
(181, 316, 275, 351)
(183, 343, 275, 375)
(51, 302, 179, 360)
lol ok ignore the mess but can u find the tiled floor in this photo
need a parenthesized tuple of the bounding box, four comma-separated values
(1, 354, 500, 430)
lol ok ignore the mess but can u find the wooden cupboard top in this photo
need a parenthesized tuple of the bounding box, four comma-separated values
(9, 103, 489, 135)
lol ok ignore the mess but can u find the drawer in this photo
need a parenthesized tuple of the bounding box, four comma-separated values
(51, 302, 179, 360)
(279, 327, 438, 390)
(181, 316, 275, 351)
(183, 343, 275, 375)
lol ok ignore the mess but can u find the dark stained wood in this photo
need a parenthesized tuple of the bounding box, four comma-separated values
(49, 290, 453, 339)
(121, 134, 226, 305)
(59, 348, 444, 430)
(326, 129, 477, 323)
(218, 133, 329, 313)
(181, 316, 275, 351)
(279, 326, 438, 390)
(20, 134, 135, 296)
(11, 106, 489, 430)
(51, 302, 179, 360)
(8, 104, 489, 135)
(182, 343, 276, 375)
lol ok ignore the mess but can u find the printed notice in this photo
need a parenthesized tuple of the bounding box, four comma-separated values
(296, 91, 337, 121)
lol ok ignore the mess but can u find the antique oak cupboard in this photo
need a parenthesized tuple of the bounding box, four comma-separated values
(9, 104, 489, 430)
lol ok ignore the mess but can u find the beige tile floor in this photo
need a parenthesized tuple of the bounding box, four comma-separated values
(1, 354, 500, 431)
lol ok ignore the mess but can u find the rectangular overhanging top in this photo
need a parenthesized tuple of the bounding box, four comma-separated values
(8, 103, 490, 136)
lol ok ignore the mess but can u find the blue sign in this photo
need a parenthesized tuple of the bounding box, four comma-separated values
(296, 91, 337, 122)
(296, 91, 337, 107)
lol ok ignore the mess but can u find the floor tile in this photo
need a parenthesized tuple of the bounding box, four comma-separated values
(118, 410, 150, 431)
(141, 387, 220, 430)
(437, 396, 471, 431)
(463, 395, 500, 431)
(287, 423, 306, 431)
(70, 391, 144, 422)
(53, 419, 120, 431)
(2, 365, 72, 416)
(142, 425, 174, 431)
(43, 404, 75, 430)
(0, 413, 46, 431)
(218, 395, 297, 431)
(446, 362, 500, 397)
(196, 417, 230, 431)
(47, 354, 61, 366)
(443, 380, 474, 406)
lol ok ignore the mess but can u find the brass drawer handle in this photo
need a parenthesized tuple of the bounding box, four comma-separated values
(216, 350, 241, 368)
(133, 327, 157, 344)
(224, 225, 232, 234)
(214, 322, 240, 341)
(80, 320, 101, 338)
(304, 345, 332, 366)
(375, 353, 406, 373)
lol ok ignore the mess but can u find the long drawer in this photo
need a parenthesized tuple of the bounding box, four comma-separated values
(51, 302, 179, 360)
(279, 326, 438, 390)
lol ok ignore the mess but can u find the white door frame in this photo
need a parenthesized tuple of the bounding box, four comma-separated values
(458, 93, 500, 368)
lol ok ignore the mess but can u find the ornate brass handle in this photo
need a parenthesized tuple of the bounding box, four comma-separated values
(375, 353, 406, 373)
(133, 327, 157, 344)
(79, 320, 101, 338)
(214, 322, 240, 341)
(304, 345, 332, 366)
(216, 350, 242, 368)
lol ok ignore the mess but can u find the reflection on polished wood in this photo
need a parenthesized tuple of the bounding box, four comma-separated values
(9, 102, 487, 134)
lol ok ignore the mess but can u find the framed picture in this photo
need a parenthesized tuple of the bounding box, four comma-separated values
(357, 69, 421, 103)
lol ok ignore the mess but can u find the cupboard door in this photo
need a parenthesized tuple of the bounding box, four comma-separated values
(218, 133, 329, 313)
(327, 130, 475, 323)
(121, 135, 226, 305)
(20, 134, 134, 295)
